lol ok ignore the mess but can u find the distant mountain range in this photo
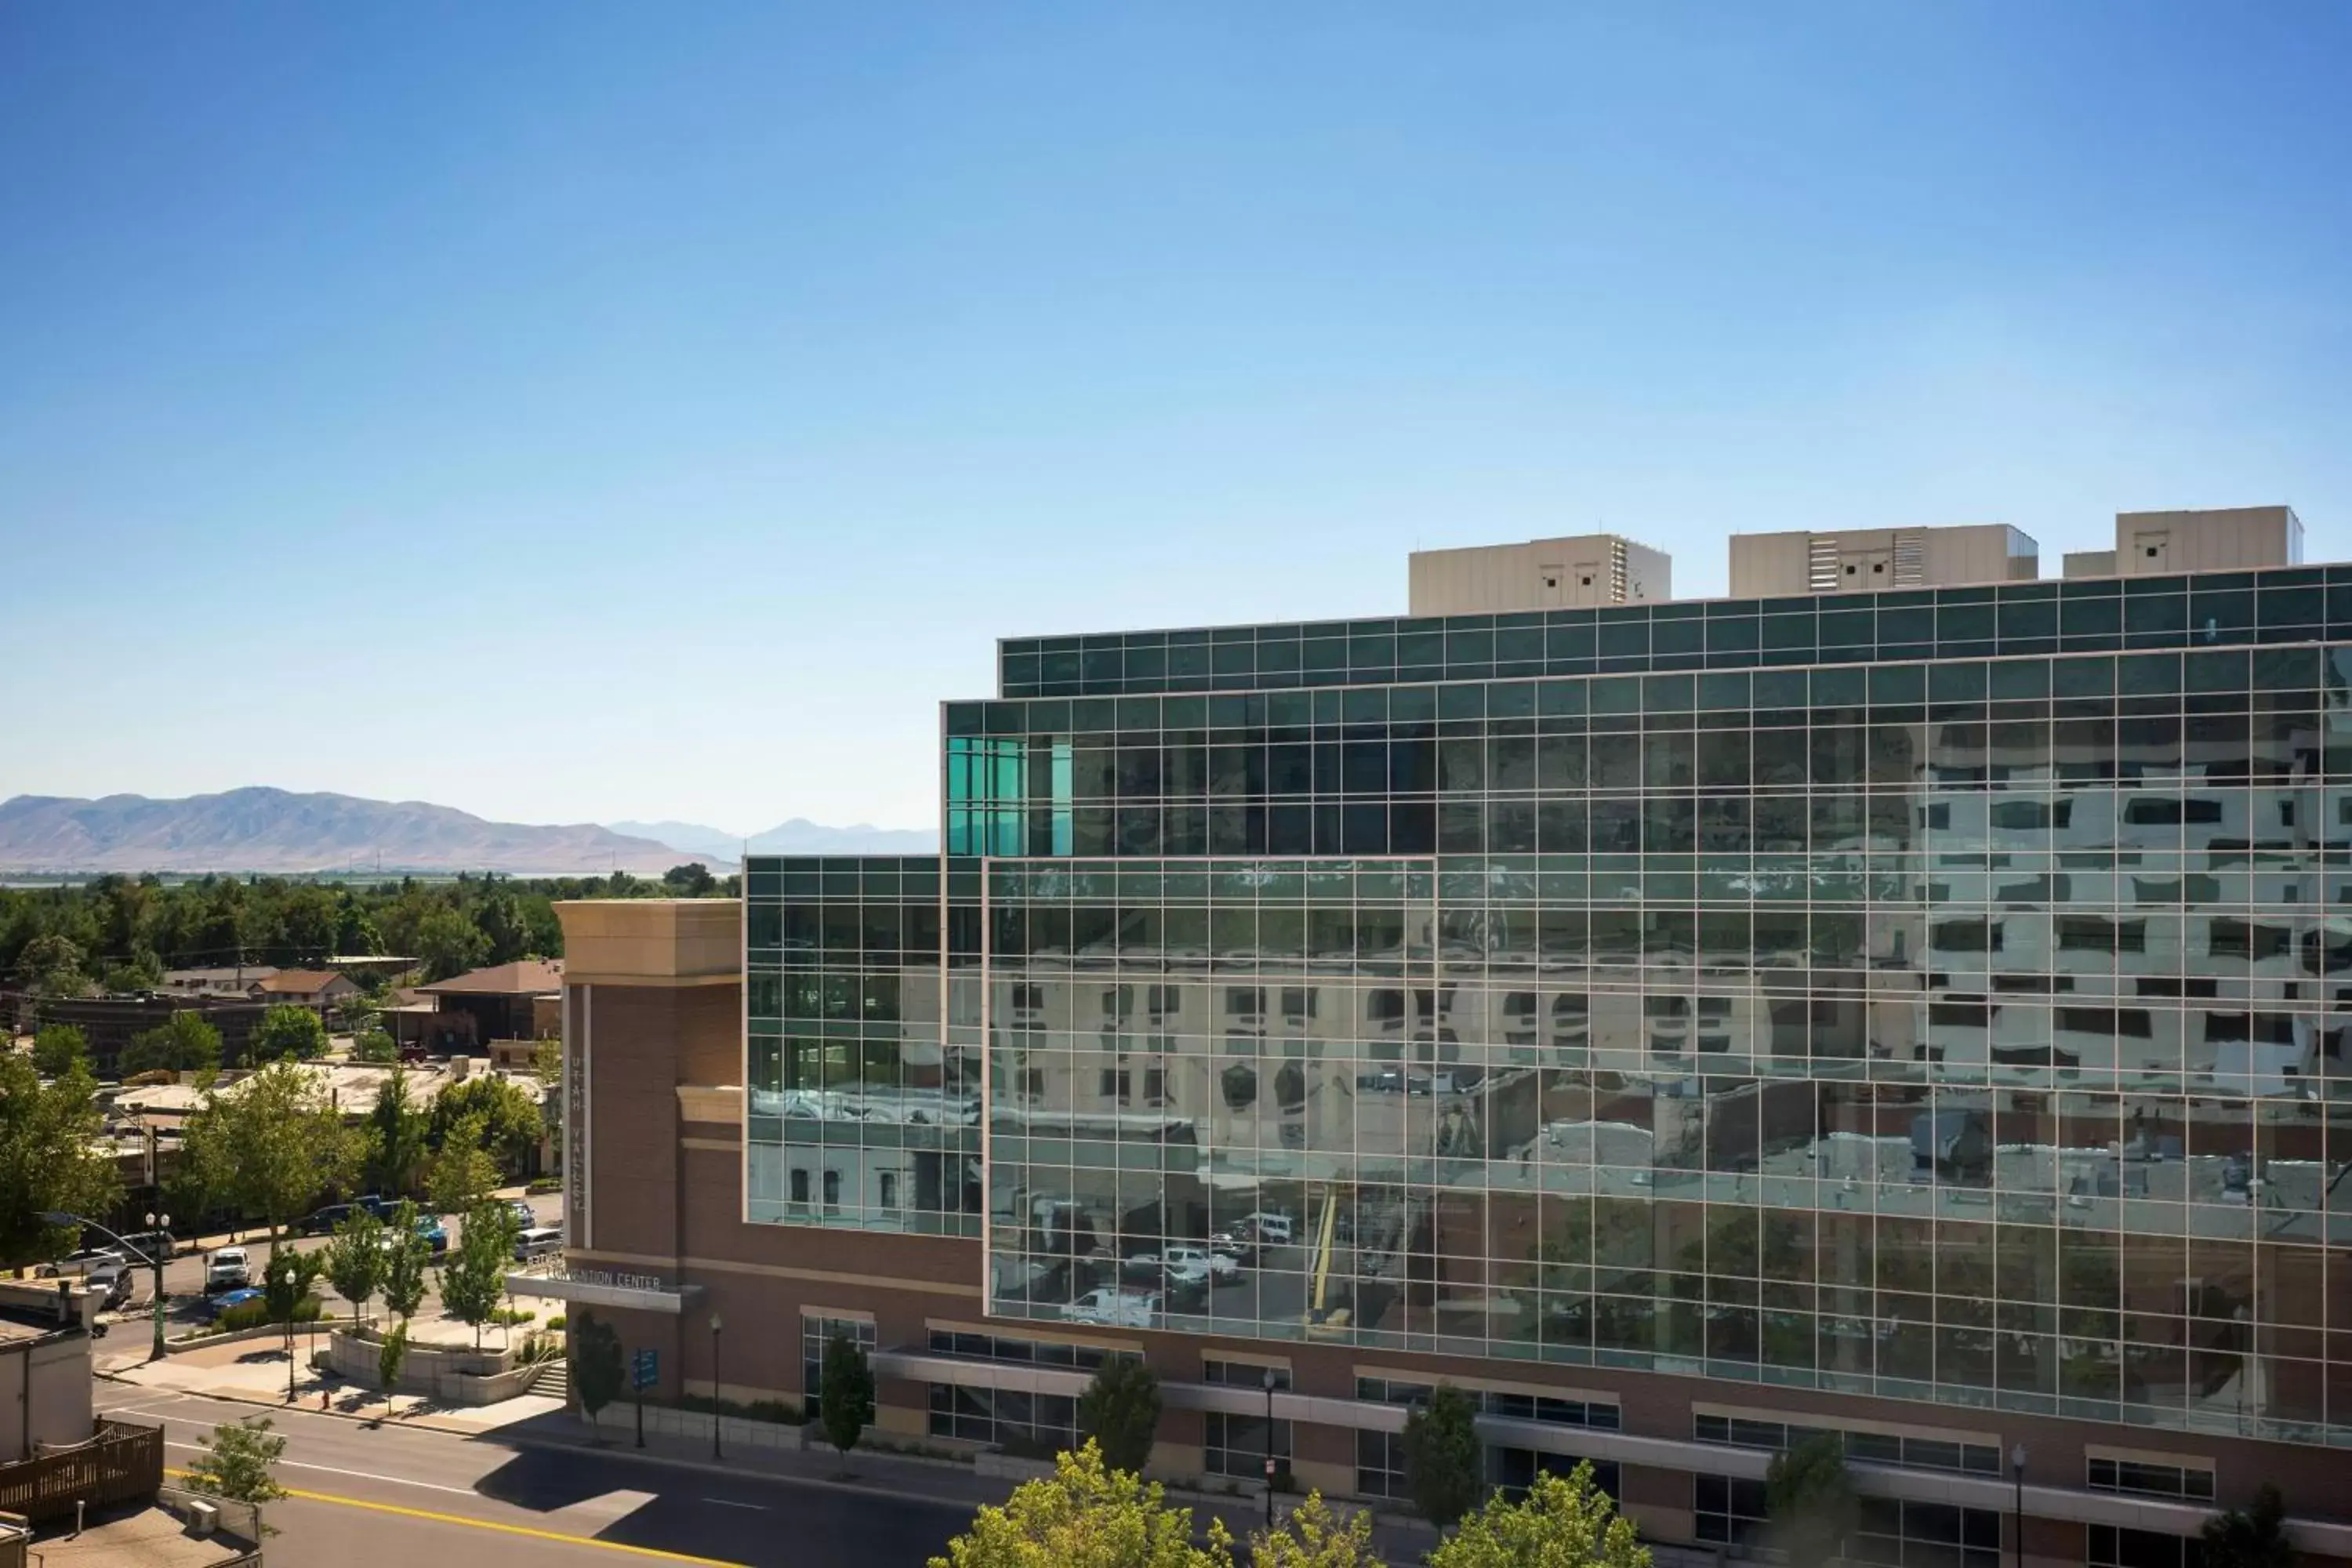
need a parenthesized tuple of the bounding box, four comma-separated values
(0, 789, 725, 876)
(607, 818, 937, 858)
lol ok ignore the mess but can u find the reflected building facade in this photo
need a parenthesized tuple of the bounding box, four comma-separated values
(721, 536, 2352, 1564)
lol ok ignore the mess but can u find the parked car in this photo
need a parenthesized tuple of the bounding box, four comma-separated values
(412, 1215, 448, 1255)
(201, 1287, 264, 1322)
(1241, 1211, 1294, 1245)
(1207, 1230, 1258, 1265)
(1161, 1246, 1240, 1283)
(1059, 1288, 1156, 1327)
(34, 1247, 127, 1279)
(512, 1225, 564, 1261)
(204, 1247, 251, 1294)
(112, 1229, 176, 1267)
(85, 1263, 136, 1311)
(505, 1199, 536, 1229)
(300, 1203, 357, 1236)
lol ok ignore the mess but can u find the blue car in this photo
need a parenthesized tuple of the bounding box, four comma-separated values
(413, 1215, 448, 1255)
(203, 1287, 264, 1321)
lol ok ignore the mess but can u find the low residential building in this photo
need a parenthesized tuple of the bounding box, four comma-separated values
(412, 960, 561, 1048)
(159, 967, 279, 1000)
(249, 969, 361, 1011)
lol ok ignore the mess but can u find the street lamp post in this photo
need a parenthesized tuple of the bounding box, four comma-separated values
(1261, 1367, 1277, 1530)
(2010, 1443, 2027, 1568)
(143, 1213, 170, 1360)
(710, 1313, 724, 1461)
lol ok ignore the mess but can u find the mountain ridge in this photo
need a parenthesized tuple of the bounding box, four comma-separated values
(607, 817, 936, 856)
(0, 788, 729, 876)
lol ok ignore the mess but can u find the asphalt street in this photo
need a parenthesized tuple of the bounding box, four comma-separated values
(97, 1383, 976, 1566)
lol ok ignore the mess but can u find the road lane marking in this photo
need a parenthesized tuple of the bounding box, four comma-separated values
(169, 1469, 744, 1564)
(702, 1498, 764, 1510)
(166, 1444, 481, 1496)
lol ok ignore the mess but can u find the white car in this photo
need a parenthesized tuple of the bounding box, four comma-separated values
(203, 1247, 250, 1294)
(1241, 1212, 1294, 1245)
(1162, 1246, 1240, 1283)
(1060, 1289, 1156, 1327)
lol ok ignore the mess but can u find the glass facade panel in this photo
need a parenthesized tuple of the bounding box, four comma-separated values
(761, 593, 2352, 1452)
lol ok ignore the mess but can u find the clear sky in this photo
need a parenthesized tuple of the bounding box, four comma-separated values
(3, 3, 2346, 836)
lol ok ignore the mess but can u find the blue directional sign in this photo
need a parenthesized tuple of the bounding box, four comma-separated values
(631, 1348, 658, 1390)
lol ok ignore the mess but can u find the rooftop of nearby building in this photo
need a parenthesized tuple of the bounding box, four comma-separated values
(252, 968, 345, 993)
(28, 1502, 257, 1568)
(414, 959, 563, 996)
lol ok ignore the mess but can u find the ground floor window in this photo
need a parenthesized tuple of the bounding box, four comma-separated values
(800, 1313, 875, 1414)
(1356, 1428, 1408, 1500)
(1490, 1448, 1617, 1500)
(1205, 1411, 1291, 1481)
(928, 1384, 1081, 1451)
(2087, 1526, 2206, 1568)
(1848, 1498, 2001, 1568)
(1694, 1475, 1770, 1552)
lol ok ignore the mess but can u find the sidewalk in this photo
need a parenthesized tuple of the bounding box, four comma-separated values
(102, 1347, 1442, 1560)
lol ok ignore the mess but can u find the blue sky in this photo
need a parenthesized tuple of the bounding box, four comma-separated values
(2, 2, 2346, 834)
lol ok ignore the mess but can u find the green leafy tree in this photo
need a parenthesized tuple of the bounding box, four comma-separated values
(15, 933, 93, 996)
(929, 1441, 1233, 1568)
(571, 1310, 624, 1442)
(2202, 1483, 2295, 1568)
(96, 947, 164, 993)
(123, 1009, 223, 1079)
(430, 1076, 543, 1171)
(183, 1416, 289, 1537)
(254, 1004, 329, 1062)
(437, 1200, 520, 1352)
(352, 1029, 399, 1064)
(1250, 1493, 1378, 1568)
(530, 1036, 561, 1084)
(819, 1330, 877, 1471)
(262, 1247, 325, 1403)
(183, 1060, 361, 1249)
(1765, 1431, 1856, 1566)
(379, 1200, 431, 1323)
(662, 863, 717, 896)
(415, 906, 489, 983)
(31, 1024, 88, 1078)
(323, 1209, 384, 1329)
(376, 1319, 408, 1421)
(1076, 1355, 1162, 1474)
(366, 1068, 430, 1197)
(1426, 1465, 1649, 1568)
(1403, 1385, 1485, 1530)
(0, 1054, 122, 1265)
(426, 1112, 502, 1212)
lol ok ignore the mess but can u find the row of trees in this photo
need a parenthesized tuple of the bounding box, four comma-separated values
(3, 865, 728, 994)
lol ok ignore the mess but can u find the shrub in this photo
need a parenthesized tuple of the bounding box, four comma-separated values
(490, 1307, 537, 1327)
(525, 1177, 563, 1194)
(545, 1313, 566, 1332)
(217, 1295, 324, 1334)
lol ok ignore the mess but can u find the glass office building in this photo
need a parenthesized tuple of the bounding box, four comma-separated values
(746, 557, 2352, 1454)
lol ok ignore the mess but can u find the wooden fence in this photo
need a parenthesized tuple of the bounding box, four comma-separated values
(0, 1420, 163, 1523)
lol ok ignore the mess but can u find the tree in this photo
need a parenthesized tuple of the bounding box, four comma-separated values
(352, 1029, 398, 1064)
(429, 1076, 543, 1171)
(0, 1054, 122, 1266)
(262, 1247, 325, 1404)
(1076, 1356, 1162, 1474)
(437, 1200, 520, 1352)
(376, 1319, 408, 1422)
(416, 906, 489, 983)
(571, 1310, 624, 1442)
(1426, 1465, 1649, 1568)
(322, 1209, 384, 1330)
(31, 1024, 88, 1078)
(931, 1441, 1232, 1568)
(254, 1004, 329, 1062)
(1403, 1385, 1485, 1530)
(379, 1200, 431, 1323)
(820, 1330, 876, 1471)
(530, 1036, 561, 1085)
(1765, 1431, 1856, 1567)
(366, 1068, 430, 1197)
(2203, 1483, 2295, 1568)
(122, 1009, 222, 1079)
(14, 933, 93, 996)
(663, 862, 717, 897)
(182, 1061, 361, 1249)
(426, 1112, 502, 1212)
(1250, 1493, 1378, 1568)
(184, 1416, 289, 1536)
(96, 947, 164, 993)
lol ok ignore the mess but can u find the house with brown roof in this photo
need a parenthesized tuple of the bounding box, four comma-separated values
(405, 958, 562, 1051)
(250, 968, 361, 1011)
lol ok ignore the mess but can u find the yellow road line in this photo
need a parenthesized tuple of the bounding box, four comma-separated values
(167, 1468, 744, 1564)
